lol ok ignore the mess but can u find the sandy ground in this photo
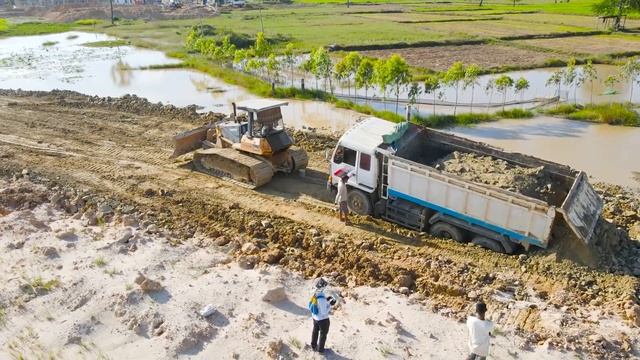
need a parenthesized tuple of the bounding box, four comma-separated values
(0, 178, 590, 359)
(0, 90, 639, 359)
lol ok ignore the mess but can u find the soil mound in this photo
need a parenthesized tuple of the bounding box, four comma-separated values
(434, 151, 555, 202)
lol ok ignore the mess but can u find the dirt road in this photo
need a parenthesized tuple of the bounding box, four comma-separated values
(1, 90, 639, 358)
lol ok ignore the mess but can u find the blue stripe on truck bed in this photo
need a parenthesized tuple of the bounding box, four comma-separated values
(387, 188, 544, 247)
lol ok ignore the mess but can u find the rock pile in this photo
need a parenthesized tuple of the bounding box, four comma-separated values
(0, 89, 225, 124)
(434, 151, 555, 203)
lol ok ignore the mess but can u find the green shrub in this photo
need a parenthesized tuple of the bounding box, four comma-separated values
(42, 40, 58, 46)
(544, 103, 581, 115)
(413, 112, 495, 128)
(75, 18, 102, 26)
(167, 50, 187, 59)
(1, 22, 73, 36)
(496, 108, 534, 118)
(569, 103, 640, 126)
(82, 39, 129, 47)
(0, 18, 8, 32)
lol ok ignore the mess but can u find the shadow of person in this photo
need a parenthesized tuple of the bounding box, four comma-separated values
(322, 348, 352, 360)
(272, 298, 309, 317)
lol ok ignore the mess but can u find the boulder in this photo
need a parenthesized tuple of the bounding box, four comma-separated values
(262, 287, 286, 302)
(238, 256, 257, 270)
(213, 236, 230, 246)
(134, 273, 164, 293)
(122, 214, 139, 228)
(261, 249, 284, 265)
(241, 242, 259, 255)
(118, 228, 134, 243)
(629, 222, 640, 240)
(56, 229, 76, 240)
(266, 340, 283, 360)
(40, 246, 59, 258)
(396, 274, 414, 289)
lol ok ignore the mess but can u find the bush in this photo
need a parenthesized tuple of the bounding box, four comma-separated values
(413, 112, 495, 128)
(167, 51, 187, 59)
(191, 24, 216, 37)
(545, 103, 639, 126)
(544, 103, 581, 115)
(75, 18, 102, 26)
(569, 103, 640, 126)
(496, 108, 534, 119)
(2, 22, 73, 36)
(0, 18, 8, 32)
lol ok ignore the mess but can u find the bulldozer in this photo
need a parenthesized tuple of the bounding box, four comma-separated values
(171, 99, 308, 188)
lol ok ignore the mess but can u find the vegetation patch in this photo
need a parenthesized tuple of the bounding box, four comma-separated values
(496, 108, 534, 118)
(82, 39, 129, 47)
(545, 103, 640, 126)
(0, 21, 74, 37)
(75, 18, 102, 26)
(414, 112, 495, 128)
(42, 40, 58, 47)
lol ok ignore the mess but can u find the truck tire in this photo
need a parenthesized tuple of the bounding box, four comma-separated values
(429, 222, 466, 243)
(347, 189, 371, 215)
(498, 237, 519, 255)
(472, 236, 506, 254)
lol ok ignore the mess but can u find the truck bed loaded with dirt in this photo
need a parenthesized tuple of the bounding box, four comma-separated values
(328, 117, 604, 254)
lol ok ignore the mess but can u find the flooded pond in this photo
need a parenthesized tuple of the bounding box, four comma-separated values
(0, 31, 362, 133)
(1, 32, 638, 187)
(447, 117, 640, 188)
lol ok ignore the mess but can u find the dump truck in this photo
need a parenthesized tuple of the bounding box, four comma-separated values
(328, 117, 603, 253)
(172, 100, 308, 188)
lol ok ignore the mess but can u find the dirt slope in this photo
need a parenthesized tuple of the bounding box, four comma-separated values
(0, 90, 639, 358)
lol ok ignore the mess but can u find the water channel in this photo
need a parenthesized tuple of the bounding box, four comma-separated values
(1, 31, 638, 187)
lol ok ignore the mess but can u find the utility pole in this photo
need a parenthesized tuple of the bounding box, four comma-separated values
(110, 0, 114, 25)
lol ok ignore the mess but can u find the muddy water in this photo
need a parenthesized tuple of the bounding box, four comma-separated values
(447, 117, 640, 188)
(0, 32, 362, 133)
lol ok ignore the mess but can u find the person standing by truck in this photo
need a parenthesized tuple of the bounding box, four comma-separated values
(335, 175, 350, 224)
(466, 302, 494, 360)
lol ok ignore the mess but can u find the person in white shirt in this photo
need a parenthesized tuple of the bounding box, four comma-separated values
(308, 277, 337, 353)
(335, 175, 350, 224)
(467, 302, 494, 360)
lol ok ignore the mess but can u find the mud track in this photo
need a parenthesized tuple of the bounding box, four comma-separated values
(1, 90, 639, 358)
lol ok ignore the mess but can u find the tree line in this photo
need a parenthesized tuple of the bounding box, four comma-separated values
(185, 30, 640, 114)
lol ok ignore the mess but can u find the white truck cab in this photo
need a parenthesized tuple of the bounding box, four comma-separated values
(329, 117, 403, 214)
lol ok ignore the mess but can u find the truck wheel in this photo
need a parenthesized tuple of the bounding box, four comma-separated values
(472, 236, 506, 254)
(347, 189, 371, 215)
(429, 222, 467, 243)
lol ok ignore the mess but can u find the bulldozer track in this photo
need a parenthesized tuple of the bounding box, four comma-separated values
(193, 147, 274, 188)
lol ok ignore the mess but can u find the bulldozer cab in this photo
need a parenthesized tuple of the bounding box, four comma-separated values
(236, 100, 293, 154)
(236, 100, 288, 139)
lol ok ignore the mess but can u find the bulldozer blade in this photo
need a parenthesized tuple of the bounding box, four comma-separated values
(171, 124, 213, 158)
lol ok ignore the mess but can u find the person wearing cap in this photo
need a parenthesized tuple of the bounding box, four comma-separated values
(466, 301, 494, 360)
(335, 175, 350, 224)
(308, 277, 337, 353)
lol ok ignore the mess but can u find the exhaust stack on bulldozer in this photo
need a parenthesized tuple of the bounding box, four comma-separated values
(172, 100, 308, 188)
